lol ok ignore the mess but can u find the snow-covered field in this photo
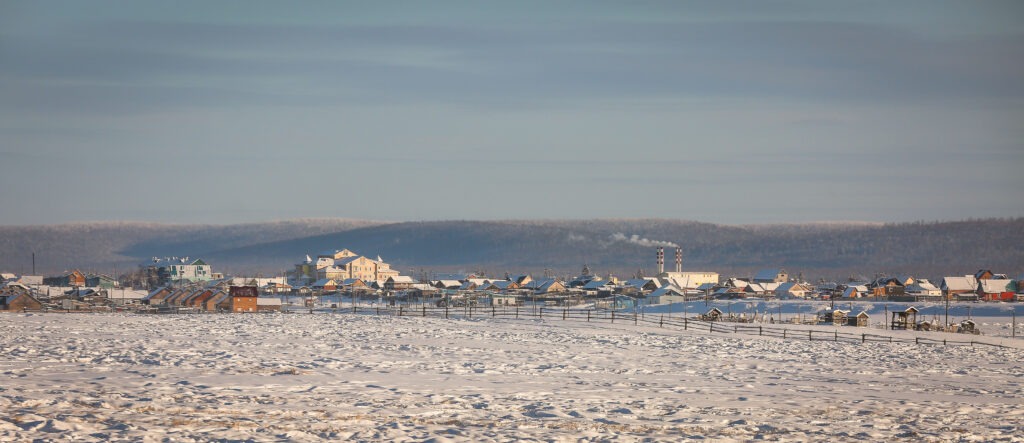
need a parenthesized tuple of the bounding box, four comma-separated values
(2, 313, 1022, 442)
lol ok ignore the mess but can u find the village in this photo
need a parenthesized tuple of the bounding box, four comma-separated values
(2, 246, 1021, 335)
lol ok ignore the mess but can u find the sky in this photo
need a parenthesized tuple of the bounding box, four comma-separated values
(1, 1, 1022, 226)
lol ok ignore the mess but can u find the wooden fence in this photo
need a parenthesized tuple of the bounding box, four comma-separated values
(315, 304, 1010, 349)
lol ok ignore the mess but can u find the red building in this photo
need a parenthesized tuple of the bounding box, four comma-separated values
(229, 286, 258, 313)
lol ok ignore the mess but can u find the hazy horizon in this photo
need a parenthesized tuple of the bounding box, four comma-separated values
(2, 1, 1022, 225)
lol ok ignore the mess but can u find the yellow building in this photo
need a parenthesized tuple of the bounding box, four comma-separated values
(307, 249, 402, 284)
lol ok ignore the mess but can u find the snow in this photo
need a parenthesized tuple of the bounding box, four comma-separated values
(2, 312, 1022, 441)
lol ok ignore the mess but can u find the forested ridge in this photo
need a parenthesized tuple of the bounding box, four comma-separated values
(1, 218, 1020, 281)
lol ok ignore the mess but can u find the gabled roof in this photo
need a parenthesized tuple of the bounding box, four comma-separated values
(535, 280, 565, 293)
(490, 280, 516, 290)
(623, 278, 660, 289)
(979, 279, 1014, 293)
(941, 276, 977, 292)
(387, 276, 417, 284)
(776, 282, 809, 293)
(311, 278, 336, 287)
(649, 285, 685, 297)
(582, 280, 613, 290)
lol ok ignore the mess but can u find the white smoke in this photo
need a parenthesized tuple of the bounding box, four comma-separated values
(609, 233, 678, 248)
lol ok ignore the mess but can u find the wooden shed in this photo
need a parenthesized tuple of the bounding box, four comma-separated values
(847, 311, 870, 327)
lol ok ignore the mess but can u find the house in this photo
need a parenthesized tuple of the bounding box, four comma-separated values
(752, 269, 788, 284)
(204, 290, 230, 312)
(941, 276, 979, 300)
(977, 279, 1015, 302)
(149, 258, 213, 284)
(774, 282, 806, 298)
(841, 285, 870, 299)
(185, 289, 217, 308)
(384, 276, 418, 291)
(433, 280, 463, 290)
(582, 280, 614, 292)
(743, 283, 768, 296)
(512, 275, 533, 287)
(311, 278, 338, 292)
(44, 270, 86, 287)
(647, 285, 686, 304)
(869, 277, 905, 298)
(0, 292, 43, 311)
(228, 286, 259, 313)
(487, 280, 518, 291)
(974, 270, 995, 281)
(85, 274, 118, 289)
(623, 278, 662, 292)
(906, 279, 941, 299)
(531, 279, 566, 294)
(142, 287, 173, 305)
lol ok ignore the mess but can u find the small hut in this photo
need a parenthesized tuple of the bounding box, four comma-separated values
(701, 307, 723, 321)
(847, 311, 870, 327)
(959, 319, 980, 335)
(890, 306, 919, 330)
(831, 309, 849, 326)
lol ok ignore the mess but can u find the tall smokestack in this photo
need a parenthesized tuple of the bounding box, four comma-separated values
(675, 247, 682, 273)
(656, 247, 664, 274)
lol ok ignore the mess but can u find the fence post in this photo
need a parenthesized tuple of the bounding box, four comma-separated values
(399, 306, 403, 317)
(445, 305, 448, 319)
(516, 305, 519, 319)
(783, 329, 786, 339)
(539, 307, 543, 319)
(684, 318, 687, 330)
(492, 305, 496, 317)
(808, 330, 812, 341)
(376, 305, 379, 316)
(423, 305, 426, 317)
(943, 339, 946, 346)
(862, 333, 865, 343)
(759, 326, 762, 336)
(611, 311, 615, 323)
(587, 310, 590, 322)
(563, 309, 567, 321)
(733, 325, 737, 333)
(835, 331, 838, 342)
(660, 315, 664, 328)
(468, 305, 472, 319)
(916, 337, 919, 345)
(634, 313, 638, 325)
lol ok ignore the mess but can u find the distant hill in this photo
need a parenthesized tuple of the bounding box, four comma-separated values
(1, 218, 1021, 281)
(0, 219, 386, 275)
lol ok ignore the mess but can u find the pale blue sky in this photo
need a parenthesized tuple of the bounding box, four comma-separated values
(1, 1, 1022, 225)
